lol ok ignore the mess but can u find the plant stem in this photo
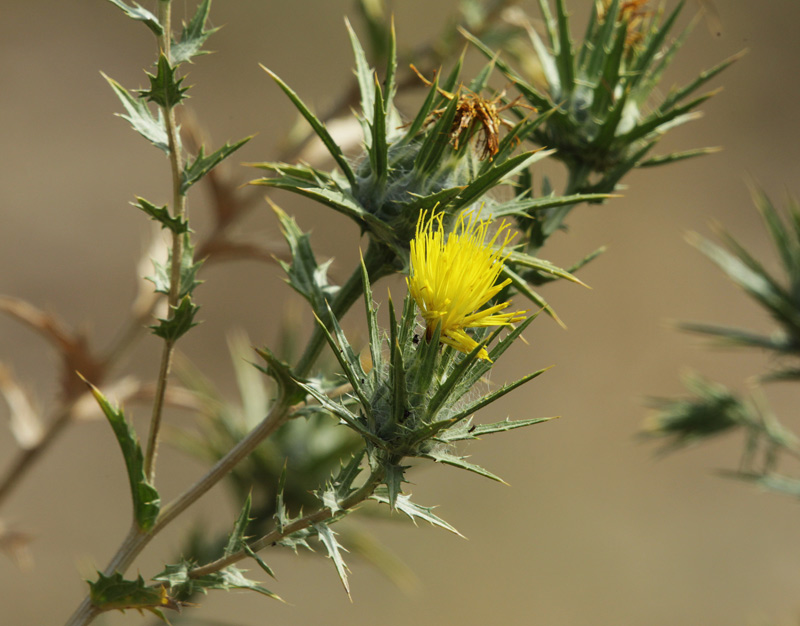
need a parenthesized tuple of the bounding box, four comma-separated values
(64, 523, 144, 626)
(188, 468, 385, 579)
(63, 394, 294, 626)
(143, 0, 187, 484)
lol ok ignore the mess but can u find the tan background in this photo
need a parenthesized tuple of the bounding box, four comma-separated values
(2, 1, 800, 624)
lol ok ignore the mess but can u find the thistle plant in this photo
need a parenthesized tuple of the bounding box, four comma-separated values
(464, 0, 739, 255)
(0, 1, 734, 624)
(644, 188, 800, 495)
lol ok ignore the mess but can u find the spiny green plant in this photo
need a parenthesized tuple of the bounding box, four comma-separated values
(0, 1, 733, 624)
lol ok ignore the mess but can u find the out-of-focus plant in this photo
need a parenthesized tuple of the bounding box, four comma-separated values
(643, 188, 800, 496)
(0, 1, 731, 624)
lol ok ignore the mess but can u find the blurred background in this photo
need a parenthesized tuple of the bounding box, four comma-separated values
(2, 1, 800, 624)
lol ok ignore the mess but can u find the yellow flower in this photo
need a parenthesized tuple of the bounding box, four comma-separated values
(407, 210, 527, 361)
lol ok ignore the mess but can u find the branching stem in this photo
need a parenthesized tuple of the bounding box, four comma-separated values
(188, 468, 385, 579)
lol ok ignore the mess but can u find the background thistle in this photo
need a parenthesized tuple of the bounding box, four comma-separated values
(3, 2, 800, 625)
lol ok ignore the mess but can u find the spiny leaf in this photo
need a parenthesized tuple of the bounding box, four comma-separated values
(314, 523, 351, 598)
(638, 147, 722, 168)
(133, 197, 188, 234)
(147, 234, 202, 298)
(89, 572, 178, 616)
(439, 416, 557, 442)
(141, 54, 188, 109)
(253, 346, 306, 406)
(244, 544, 277, 580)
(413, 88, 460, 173)
(371, 488, 463, 536)
(154, 561, 282, 603)
(345, 17, 375, 127)
(79, 376, 160, 531)
(171, 0, 219, 65)
(453, 149, 554, 210)
(253, 176, 367, 226)
(224, 492, 253, 557)
(181, 137, 251, 194)
(150, 295, 200, 341)
(261, 65, 357, 187)
(383, 463, 407, 510)
(105, 0, 162, 35)
(553, 0, 575, 95)
(422, 449, 506, 483)
(295, 380, 383, 447)
(449, 367, 552, 424)
(103, 73, 169, 153)
(271, 205, 340, 312)
(721, 472, 800, 499)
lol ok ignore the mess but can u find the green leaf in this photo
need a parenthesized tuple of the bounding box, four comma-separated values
(677, 321, 792, 352)
(79, 377, 160, 531)
(422, 449, 506, 483)
(103, 73, 169, 153)
(224, 492, 253, 557)
(171, 0, 219, 65)
(368, 75, 388, 188)
(253, 346, 306, 406)
(272, 205, 340, 312)
(141, 54, 188, 108)
(261, 65, 357, 187)
(453, 149, 555, 210)
(296, 380, 382, 446)
(313, 304, 374, 424)
(252, 169, 367, 226)
(659, 51, 744, 114)
(689, 232, 800, 333)
(722, 472, 800, 499)
(89, 571, 179, 616)
(133, 197, 188, 234)
(147, 234, 202, 297)
(243, 544, 277, 580)
(439, 416, 557, 442)
(345, 18, 375, 127)
(553, 0, 575, 96)
(105, 0, 162, 35)
(643, 374, 746, 452)
(398, 73, 441, 145)
(181, 137, 251, 194)
(638, 147, 721, 168)
(154, 560, 283, 603)
(383, 463, 407, 510)
(313, 523, 351, 598)
(361, 256, 383, 383)
(413, 88, 460, 173)
(150, 295, 200, 341)
(371, 488, 463, 536)
(449, 367, 552, 424)
(502, 265, 563, 327)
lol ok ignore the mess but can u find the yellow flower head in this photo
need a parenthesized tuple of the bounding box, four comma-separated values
(407, 210, 527, 361)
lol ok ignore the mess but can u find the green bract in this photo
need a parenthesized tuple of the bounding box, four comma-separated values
(251, 22, 600, 324)
(298, 261, 553, 507)
(465, 0, 740, 195)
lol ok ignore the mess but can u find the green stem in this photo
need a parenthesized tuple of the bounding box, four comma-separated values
(294, 241, 395, 378)
(63, 523, 144, 626)
(63, 394, 294, 626)
(143, 0, 187, 484)
(188, 467, 385, 579)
